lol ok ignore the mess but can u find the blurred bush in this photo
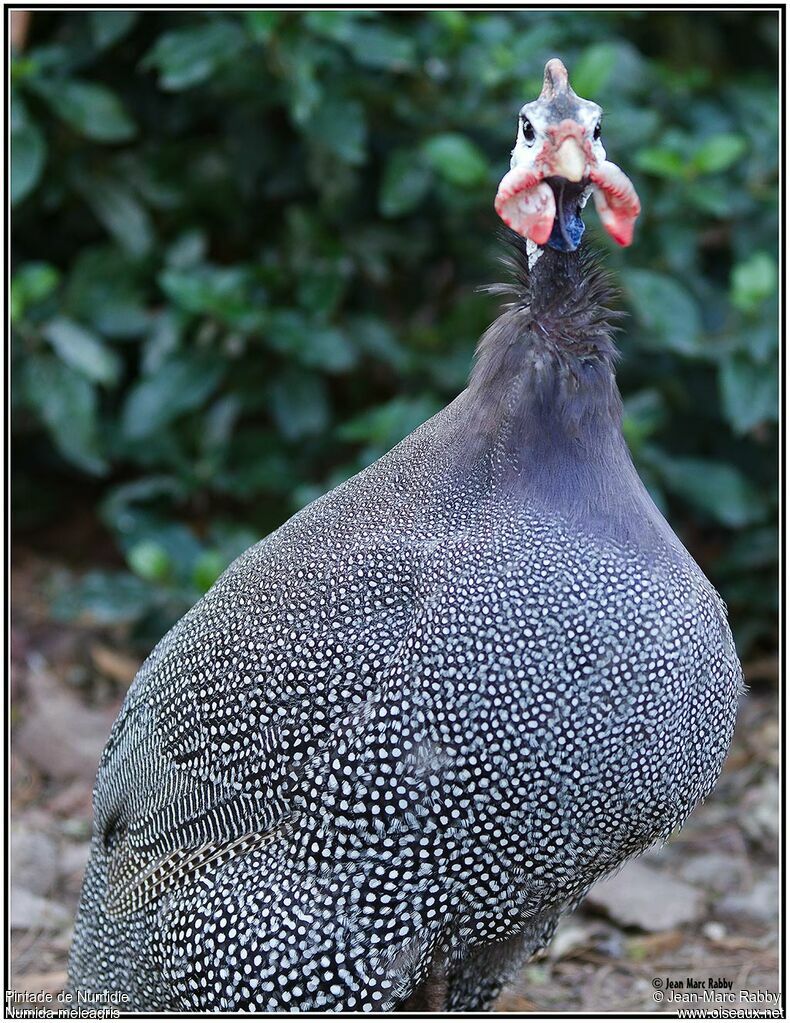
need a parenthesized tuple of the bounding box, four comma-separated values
(11, 11, 778, 657)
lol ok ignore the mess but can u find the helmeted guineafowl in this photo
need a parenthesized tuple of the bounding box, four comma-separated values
(69, 58, 742, 1012)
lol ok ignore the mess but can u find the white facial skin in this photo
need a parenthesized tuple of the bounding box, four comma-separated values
(509, 96, 606, 175)
(497, 106, 643, 247)
(495, 59, 642, 248)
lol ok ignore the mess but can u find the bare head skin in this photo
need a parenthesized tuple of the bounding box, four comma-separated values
(495, 58, 641, 249)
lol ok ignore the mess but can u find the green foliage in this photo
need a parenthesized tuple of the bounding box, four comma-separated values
(421, 134, 490, 187)
(12, 11, 778, 657)
(11, 119, 46, 204)
(34, 78, 137, 141)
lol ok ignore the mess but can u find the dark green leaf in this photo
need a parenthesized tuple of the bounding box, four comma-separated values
(127, 539, 171, 582)
(380, 149, 432, 216)
(79, 178, 153, 257)
(691, 133, 747, 174)
(602, 108, 660, 149)
(340, 24, 416, 70)
(90, 11, 138, 50)
(202, 395, 241, 454)
(321, 99, 367, 165)
(208, 522, 259, 564)
(22, 355, 106, 474)
(339, 395, 442, 450)
(267, 312, 357, 373)
(621, 269, 703, 356)
(101, 476, 188, 536)
(685, 181, 731, 217)
(141, 311, 181, 374)
(717, 527, 778, 572)
(654, 455, 766, 528)
(303, 326, 357, 374)
(296, 263, 348, 317)
(11, 262, 60, 322)
(64, 246, 150, 338)
(165, 229, 207, 269)
(129, 523, 207, 584)
(634, 147, 686, 179)
(243, 11, 282, 42)
(159, 265, 265, 330)
(280, 37, 320, 124)
(11, 120, 45, 204)
(422, 133, 489, 188)
(268, 371, 330, 441)
(719, 354, 778, 435)
(193, 550, 228, 592)
(11, 88, 29, 132)
(730, 252, 777, 314)
(622, 389, 666, 452)
(121, 356, 224, 440)
(572, 43, 621, 96)
(38, 79, 136, 142)
(52, 570, 155, 625)
(42, 317, 121, 386)
(143, 20, 246, 90)
(347, 316, 408, 369)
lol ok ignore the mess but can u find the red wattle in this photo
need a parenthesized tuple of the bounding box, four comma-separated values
(494, 167, 554, 245)
(589, 160, 641, 247)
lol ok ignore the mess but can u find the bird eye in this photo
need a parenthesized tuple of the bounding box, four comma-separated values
(521, 117, 536, 145)
(593, 121, 602, 141)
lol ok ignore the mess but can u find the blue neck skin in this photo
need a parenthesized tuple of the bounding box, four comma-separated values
(546, 177, 587, 252)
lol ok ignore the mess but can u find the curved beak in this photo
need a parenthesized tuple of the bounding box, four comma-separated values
(551, 137, 586, 183)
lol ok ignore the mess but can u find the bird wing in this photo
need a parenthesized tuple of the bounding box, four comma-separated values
(95, 507, 430, 912)
(104, 828, 290, 918)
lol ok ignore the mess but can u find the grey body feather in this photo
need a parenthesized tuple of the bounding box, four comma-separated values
(69, 240, 741, 1011)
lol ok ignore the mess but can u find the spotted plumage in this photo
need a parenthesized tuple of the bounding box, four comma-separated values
(69, 232, 741, 1011)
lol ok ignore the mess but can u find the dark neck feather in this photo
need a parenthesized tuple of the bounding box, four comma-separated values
(455, 235, 671, 549)
(472, 234, 623, 403)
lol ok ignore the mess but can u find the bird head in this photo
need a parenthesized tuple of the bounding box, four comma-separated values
(495, 58, 641, 250)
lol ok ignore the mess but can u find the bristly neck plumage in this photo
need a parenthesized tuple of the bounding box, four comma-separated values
(466, 232, 624, 450)
(456, 234, 671, 548)
(470, 232, 622, 404)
